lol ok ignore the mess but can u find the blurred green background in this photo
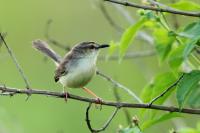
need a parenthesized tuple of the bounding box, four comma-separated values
(0, 0, 199, 133)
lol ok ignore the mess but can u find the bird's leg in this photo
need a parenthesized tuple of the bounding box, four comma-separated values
(62, 86, 68, 102)
(82, 87, 102, 104)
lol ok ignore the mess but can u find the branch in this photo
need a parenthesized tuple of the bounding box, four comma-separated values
(147, 0, 174, 10)
(0, 85, 200, 115)
(104, 0, 200, 17)
(98, 50, 155, 60)
(107, 3, 154, 44)
(44, 19, 71, 51)
(0, 32, 7, 49)
(148, 74, 185, 106)
(85, 103, 119, 133)
(99, 2, 123, 33)
(113, 86, 131, 124)
(96, 71, 143, 103)
(0, 33, 30, 89)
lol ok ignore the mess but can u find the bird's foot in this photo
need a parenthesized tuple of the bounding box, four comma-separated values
(95, 97, 103, 110)
(63, 92, 68, 102)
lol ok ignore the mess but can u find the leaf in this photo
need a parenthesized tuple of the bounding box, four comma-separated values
(178, 122, 200, 133)
(140, 72, 176, 118)
(119, 17, 146, 60)
(179, 21, 200, 39)
(187, 84, 200, 108)
(169, 0, 200, 11)
(153, 28, 175, 62)
(168, 44, 185, 71)
(141, 72, 176, 104)
(108, 40, 118, 56)
(118, 126, 142, 133)
(183, 37, 200, 59)
(176, 70, 200, 108)
(141, 113, 182, 130)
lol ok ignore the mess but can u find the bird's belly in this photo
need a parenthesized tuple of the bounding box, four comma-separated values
(59, 59, 96, 88)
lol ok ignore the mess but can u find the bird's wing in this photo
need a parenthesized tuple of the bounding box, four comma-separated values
(54, 51, 73, 82)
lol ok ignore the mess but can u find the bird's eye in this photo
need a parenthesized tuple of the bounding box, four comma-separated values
(89, 45, 95, 49)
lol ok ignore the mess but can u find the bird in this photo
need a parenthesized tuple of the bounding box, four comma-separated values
(32, 40, 109, 103)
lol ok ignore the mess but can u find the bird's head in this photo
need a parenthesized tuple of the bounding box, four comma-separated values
(72, 41, 109, 58)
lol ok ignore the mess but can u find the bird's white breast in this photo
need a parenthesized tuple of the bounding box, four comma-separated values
(59, 53, 98, 88)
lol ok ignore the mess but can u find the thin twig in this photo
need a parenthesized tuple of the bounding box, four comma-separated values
(148, 74, 185, 106)
(98, 50, 155, 60)
(0, 33, 30, 89)
(169, 0, 180, 29)
(99, 2, 123, 33)
(44, 19, 71, 51)
(0, 32, 7, 49)
(104, 0, 200, 17)
(96, 71, 143, 103)
(147, 0, 174, 10)
(0, 85, 200, 114)
(113, 86, 131, 124)
(85, 103, 119, 133)
(111, 3, 154, 44)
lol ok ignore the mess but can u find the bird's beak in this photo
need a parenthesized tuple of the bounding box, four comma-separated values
(97, 44, 110, 49)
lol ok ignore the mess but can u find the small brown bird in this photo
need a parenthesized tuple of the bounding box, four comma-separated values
(32, 40, 109, 103)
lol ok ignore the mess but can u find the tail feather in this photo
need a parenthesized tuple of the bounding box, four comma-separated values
(32, 40, 62, 64)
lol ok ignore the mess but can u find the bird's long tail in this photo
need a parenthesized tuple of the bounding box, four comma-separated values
(32, 40, 62, 65)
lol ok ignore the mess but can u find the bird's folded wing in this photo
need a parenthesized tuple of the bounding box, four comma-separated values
(54, 51, 73, 82)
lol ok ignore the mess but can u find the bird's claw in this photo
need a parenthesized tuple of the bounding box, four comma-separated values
(95, 97, 103, 110)
(95, 97, 103, 104)
(63, 92, 68, 102)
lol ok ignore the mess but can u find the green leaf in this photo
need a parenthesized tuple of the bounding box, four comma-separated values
(178, 122, 200, 133)
(153, 28, 175, 62)
(140, 72, 176, 118)
(141, 113, 182, 130)
(176, 70, 200, 108)
(168, 44, 185, 71)
(169, 0, 200, 11)
(118, 126, 142, 133)
(179, 21, 200, 39)
(108, 40, 118, 56)
(183, 37, 200, 59)
(141, 72, 176, 104)
(187, 84, 200, 108)
(119, 17, 146, 60)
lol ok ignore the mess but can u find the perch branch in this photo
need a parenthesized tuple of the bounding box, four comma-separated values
(0, 85, 200, 115)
